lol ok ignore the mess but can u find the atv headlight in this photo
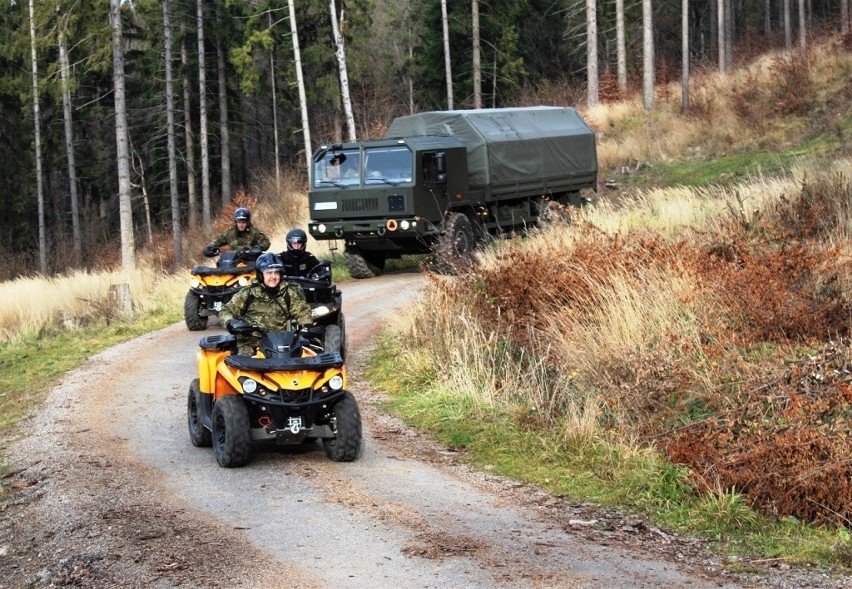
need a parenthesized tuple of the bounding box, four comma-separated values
(312, 305, 331, 319)
(238, 276, 249, 286)
(242, 379, 258, 394)
(191, 279, 202, 289)
(328, 375, 343, 391)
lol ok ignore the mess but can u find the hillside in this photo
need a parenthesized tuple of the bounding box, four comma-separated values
(368, 34, 852, 567)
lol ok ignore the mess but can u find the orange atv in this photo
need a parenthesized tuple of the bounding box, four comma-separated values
(184, 246, 262, 331)
(187, 325, 362, 467)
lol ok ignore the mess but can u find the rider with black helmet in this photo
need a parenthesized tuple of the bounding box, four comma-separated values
(203, 207, 271, 257)
(279, 228, 320, 277)
(219, 252, 313, 356)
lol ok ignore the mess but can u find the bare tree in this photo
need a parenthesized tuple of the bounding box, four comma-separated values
(784, 0, 792, 50)
(217, 40, 231, 207)
(28, 0, 47, 274)
(616, 0, 626, 93)
(110, 0, 135, 271)
(642, 0, 654, 110)
(197, 0, 211, 232)
(798, 0, 806, 52)
(586, 0, 598, 107)
(717, 0, 726, 73)
(181, 34, 198, 231)
(330, 0, 357, 140)
(287, 0, 312, 182)
(681, 0, 689, 113)
(724, 0, 733, 71)
(472, 0, 481, 109)
(163, 0, 182, 268)
(843, 0, 849, 34)
(441, 0, 453, 109)
(269, 12, 281, 196)
(765, 0, 772, 35)
(58, 21, 81, 267)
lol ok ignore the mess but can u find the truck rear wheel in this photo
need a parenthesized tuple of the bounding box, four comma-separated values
(344, 249, 385, 279)
(433, 212, 474, 274)
(184, 291, 208, 331)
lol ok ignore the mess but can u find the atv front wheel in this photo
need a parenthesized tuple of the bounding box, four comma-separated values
(323, 392, 362, 462)
(211, 395, 251, 467)
(184, 291, 208, 331)
(187, 379, 212, 447)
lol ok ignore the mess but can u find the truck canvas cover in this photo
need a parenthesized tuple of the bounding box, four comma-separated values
(384, 106, 597, 189)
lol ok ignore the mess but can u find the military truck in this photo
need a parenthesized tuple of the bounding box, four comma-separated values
(307, 106, 598, 278)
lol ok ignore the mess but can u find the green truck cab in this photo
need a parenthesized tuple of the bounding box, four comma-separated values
(308, 106, 598, 278)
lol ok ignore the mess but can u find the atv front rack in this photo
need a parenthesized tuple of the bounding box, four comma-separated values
(225, 352, 344, 372)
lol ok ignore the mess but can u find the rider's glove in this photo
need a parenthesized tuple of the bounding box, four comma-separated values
(226, 319, 253, 335)
(203, 244, 219, 257)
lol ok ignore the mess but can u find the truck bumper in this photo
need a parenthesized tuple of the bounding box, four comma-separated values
(309, 218, 438, 246)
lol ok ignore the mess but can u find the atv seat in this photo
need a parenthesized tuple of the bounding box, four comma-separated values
(199, 334, 237, 351)
(192, 264, 255, 276)
(225, 352, 344, 372)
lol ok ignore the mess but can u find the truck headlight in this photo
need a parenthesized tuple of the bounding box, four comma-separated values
(318, 224, 327, 234)
(401, 220, 410, 230)
(328, 375, 343, 391)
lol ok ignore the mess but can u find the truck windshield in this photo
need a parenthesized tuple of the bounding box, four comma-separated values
(364, 146, 413, 185)
(314, 149, 361, 187)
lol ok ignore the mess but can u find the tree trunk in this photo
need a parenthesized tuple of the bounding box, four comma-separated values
(765, 0, 772, 35)
(110, 0, 135, 271)
(798, 0, 806, 52)
(642, 0, 654, 110)
(330, 0, 357, 140)
(441, 0, 453, 110)
(163, 0, 182, 269)
(784, 0, 792, 50)
(681, 0, 689, 113)
(181, 34, 198, 231)
(29, 0, 47, 274)
(217, 37, 231, 207)
(717, 0, 726, 73)
(586, 0, 598, 108)
(287, 0, 312, 183)
(58, 25, 82, 267)
(725, 0, 734, 71)
(616, 0, 626, 93)
(843, 0, 849, 34)
(269, 13, 281, 197)
(197, 0, 211, 232)
(130, 144, 153, 246)
(472, 0, 481, 109)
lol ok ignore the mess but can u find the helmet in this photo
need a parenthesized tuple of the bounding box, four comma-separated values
(233, 207, 251, 224)
(286, 228, 308, 254)
(255, 252, 284, 284)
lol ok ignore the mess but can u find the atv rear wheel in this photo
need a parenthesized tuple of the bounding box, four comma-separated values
(322, 392, 362, 462)
(212, 395, 251, 467)
(184, 291, 208, 331)
(187, 379, 212, 447)
(324, 324, 342, 356)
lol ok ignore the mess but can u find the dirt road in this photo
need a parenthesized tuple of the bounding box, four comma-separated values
(0, 270, 845, 588)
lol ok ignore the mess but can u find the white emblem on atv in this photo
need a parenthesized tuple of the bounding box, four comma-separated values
(213, 301, 223, 311)
(288, 417, 303, 434)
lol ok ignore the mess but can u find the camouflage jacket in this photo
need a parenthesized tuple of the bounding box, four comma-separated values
(219, 281, 312, 333)
(210, 225, 271, 250)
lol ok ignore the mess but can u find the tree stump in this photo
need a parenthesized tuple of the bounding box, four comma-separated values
(109, 283, 134, 318)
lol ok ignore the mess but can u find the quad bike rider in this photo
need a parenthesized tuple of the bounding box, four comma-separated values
(184, 207, 271, 331)
(279, 228, 346, 358)
(187, 252, 362, 467)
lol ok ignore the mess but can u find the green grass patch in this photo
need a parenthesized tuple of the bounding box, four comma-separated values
(0, 306, 180, 443)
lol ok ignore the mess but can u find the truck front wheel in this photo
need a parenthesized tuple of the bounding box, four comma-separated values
(344, 249, 385, 279)
(433, 212, 474, 274)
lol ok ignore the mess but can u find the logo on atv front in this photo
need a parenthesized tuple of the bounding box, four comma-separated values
(213, 301, 224, 311)
(287, 417, 303, 434)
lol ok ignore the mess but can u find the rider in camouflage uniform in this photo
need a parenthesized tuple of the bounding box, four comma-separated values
(219, 252, 313, 356)
(203, 207, 271, 256)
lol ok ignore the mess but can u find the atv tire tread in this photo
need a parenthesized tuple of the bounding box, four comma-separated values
(187, 379, 212, 447)
(184, 291, 208, 331)
(212, 395, 251, 467)
(323, 392, 362, 462)
(324, 324, 342, 356)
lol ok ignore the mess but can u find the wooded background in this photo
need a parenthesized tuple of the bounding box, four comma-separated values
(1, 0, 847, 277)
